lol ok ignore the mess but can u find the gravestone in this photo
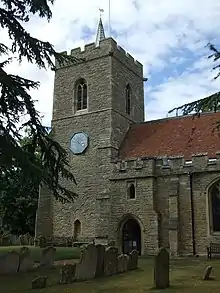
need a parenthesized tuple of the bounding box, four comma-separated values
(23, 234, 30, 245)
(19, 235, 25, 246)
(1, 236, 11, 246)
(60, 264, 76, 284)
(75, 244, 98, 281)
(38, 236, 47, 248)
(32, 276, 47, 289)
(203, 266, 213, 280)
(104, 246, 118, 276)
(123, 254, 129, 272)
(40, 246, 56, 268)
(117, 254, 125, 273)
(29, 237, 34, 246)
(34, 238, 38, 247)
(22, 234, 28, 245)
(128, 250, 139, 270)
(95, 244, 105, 277)
(9, 234, 18, 245)
(18, 247, 34, 272)
(154, 247, 170, 289)
(0, 251, 20, 275)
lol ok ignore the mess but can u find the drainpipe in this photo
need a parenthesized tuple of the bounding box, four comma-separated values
(189, 172, 196, 256)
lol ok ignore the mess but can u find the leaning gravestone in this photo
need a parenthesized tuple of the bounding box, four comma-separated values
(18, 247, 34, 272)
(95, 244, 105, 277)
(0, 251, 20, 275)
(128, 250, 139, 270)
(203, 266, 213, 280)
(40, 246, 56, 269)
(104, 246, 118, 276)
(154, 247, 170, 289)
(60, 264, 76, 284)
(75, 244, 98, 281)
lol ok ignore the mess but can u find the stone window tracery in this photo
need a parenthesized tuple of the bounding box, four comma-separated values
(75, 78, 87, 111)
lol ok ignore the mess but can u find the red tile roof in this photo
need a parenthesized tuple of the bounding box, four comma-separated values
(119, 112, 220, 160)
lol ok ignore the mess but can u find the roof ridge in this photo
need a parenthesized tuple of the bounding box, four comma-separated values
(139, 111, 220, 125)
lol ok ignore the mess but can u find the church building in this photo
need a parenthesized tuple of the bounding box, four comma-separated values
(35, 18, 220, 256)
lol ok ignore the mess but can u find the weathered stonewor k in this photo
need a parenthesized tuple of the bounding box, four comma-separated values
(35, 14, 220, 258)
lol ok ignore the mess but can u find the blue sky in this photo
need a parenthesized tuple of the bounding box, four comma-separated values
(2, 0, 220, 125)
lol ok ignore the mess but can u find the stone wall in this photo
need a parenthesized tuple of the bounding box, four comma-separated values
(35, 35, 220, 257)
(112, 154, 220, 256)
(36, 37, 145, 243)
(110, 177, 158, 255)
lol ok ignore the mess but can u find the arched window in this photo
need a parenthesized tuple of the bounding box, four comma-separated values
(75, 79, 87, 111)
(127, 181, 136, 199)
(210, 181, 220, 232)
(74, 220, 81, 241)
(125, 84, 131, 115)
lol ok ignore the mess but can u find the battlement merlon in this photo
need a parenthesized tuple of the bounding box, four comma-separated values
(54, 37, 143, 76)
(114, 152, 220, 174)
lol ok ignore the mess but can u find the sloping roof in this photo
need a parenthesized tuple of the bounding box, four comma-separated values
(119, 112, 220, 160)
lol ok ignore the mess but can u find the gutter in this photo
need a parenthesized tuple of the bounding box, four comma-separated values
(189, 172, 196, 256)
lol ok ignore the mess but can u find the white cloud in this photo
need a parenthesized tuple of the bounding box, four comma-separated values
(1, 0, 220, 125)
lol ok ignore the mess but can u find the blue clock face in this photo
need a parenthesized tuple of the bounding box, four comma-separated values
(70, 132, 89, 154)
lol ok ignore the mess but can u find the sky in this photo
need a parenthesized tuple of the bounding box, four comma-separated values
(2, 0, 220, 126)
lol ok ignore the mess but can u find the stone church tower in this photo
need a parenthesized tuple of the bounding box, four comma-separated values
(36, 18, 156, 253)
(36, 17, 220, 257)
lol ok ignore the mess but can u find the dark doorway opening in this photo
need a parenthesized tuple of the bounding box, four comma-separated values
(122, 218, 141, 255)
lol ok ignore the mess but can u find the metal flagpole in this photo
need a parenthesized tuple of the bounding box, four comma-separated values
(108, 0, 111, 37)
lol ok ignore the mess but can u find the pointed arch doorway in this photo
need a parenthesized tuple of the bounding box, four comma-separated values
(118, 215, 143, 255)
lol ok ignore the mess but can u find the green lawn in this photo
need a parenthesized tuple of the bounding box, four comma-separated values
(0, 246, 81, 262)
(1, 257, 220, 293)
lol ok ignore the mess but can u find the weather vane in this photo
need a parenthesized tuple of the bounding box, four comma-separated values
(99, 8, 104, 18)
(98, 0, 111, 37)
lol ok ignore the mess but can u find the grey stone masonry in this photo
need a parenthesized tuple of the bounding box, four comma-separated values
(35, 37, 145, 245)
(35, 32, 220, 257)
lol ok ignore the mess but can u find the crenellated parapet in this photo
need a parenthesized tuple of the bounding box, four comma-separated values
(55, 38, 143, 75)
(111, 157, 156, 180)
(112, 152, 220, 180)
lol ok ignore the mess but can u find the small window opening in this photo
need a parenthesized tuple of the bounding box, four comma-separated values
(127, 182, 136, 199)
(125, 84, 131, 115)
(76, 79, 87, 111)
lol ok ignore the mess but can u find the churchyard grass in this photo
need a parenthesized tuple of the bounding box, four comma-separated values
(2, 257, 220, 293)
(0, 246, 81, 262)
